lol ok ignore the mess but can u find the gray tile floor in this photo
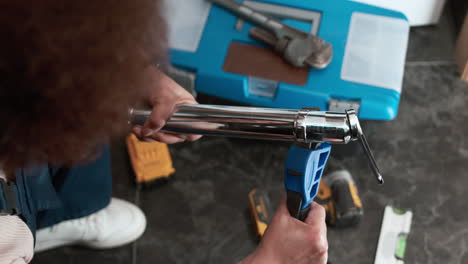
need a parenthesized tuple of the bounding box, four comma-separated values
(33, 5, 468, 264)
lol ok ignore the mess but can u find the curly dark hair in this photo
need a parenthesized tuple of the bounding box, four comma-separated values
(0, 0, 167, 172)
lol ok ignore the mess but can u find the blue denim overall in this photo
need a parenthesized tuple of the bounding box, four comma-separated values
(0, 147, 112, 236)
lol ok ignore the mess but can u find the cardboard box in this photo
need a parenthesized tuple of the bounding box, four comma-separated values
(351, 0, 446, 26)
(455, 13, 468, 82)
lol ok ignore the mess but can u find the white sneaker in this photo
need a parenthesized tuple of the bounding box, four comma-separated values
(35, 198, 147, 253)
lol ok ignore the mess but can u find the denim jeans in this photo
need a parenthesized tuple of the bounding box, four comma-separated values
(5, 147, 112, 236)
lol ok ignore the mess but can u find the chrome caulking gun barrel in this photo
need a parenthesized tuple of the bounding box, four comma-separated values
(129, 104, 383, 220)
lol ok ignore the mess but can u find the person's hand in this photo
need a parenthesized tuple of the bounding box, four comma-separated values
(241, 198, 328, 264)
(133, 66, 202, 144)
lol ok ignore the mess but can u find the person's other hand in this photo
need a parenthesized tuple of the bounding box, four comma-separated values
(241, 198, 328, 264)
(133, 66, 202, 144)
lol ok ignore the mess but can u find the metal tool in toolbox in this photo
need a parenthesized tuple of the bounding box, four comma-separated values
(207, 0, 333, 69)
(166, 0, 410, 120)
(129, 105, 383, 220)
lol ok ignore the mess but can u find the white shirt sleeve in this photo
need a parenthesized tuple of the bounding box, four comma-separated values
(0, 216, 34, 264)
(0, 171, 34, 264)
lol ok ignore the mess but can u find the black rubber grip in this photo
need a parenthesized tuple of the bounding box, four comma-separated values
(297, 205, 311, 222)
(286, 190, 310, 221)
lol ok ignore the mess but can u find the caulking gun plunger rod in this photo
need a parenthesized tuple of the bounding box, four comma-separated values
(129, 105, 384, 184)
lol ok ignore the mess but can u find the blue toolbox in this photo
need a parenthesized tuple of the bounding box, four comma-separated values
(165, 0, 410, 120)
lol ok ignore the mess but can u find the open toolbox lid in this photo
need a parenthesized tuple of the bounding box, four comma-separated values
(165, 0, 409, 120)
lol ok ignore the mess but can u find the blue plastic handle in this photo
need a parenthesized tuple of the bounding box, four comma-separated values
(284, 144, 331, 210)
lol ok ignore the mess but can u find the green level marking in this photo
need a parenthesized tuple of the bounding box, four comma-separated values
(395, 233, 408, 260)
(393, 207, 407, 215)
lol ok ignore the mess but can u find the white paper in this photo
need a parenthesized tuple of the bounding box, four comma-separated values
(341, 12, 409, 93)
(351, 0, 446, 26)
(165, 0, 212, 52)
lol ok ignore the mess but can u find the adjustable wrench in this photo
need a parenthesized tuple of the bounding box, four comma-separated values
(208, 0, 333, 69)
